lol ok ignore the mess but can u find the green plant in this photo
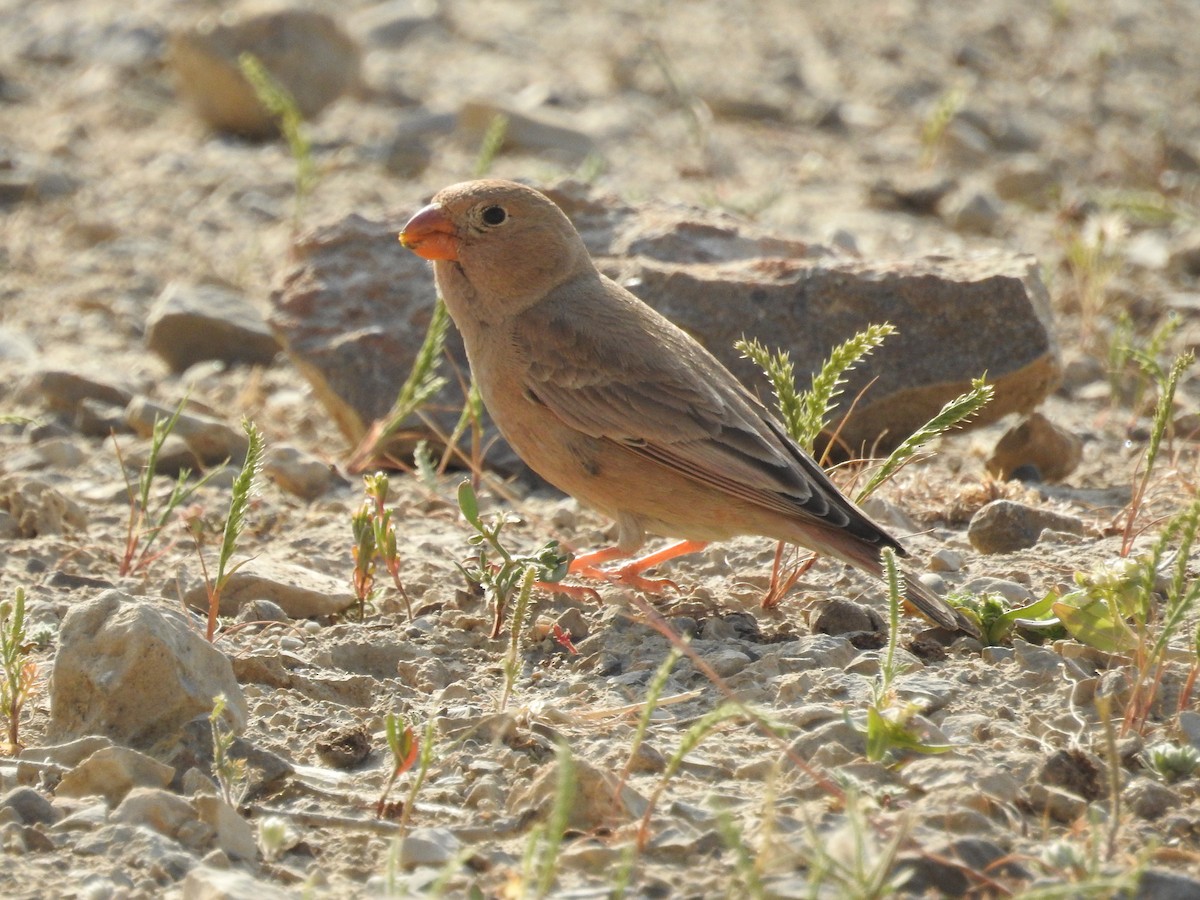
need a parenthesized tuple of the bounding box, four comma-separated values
(0, 588, 36, 750)
(473, 113, 509, 177)
(455, 480, 570, 640)
(257, 815, 298, 863)
(376, 711, 435, 831)
(1114, 348, 1193, 556)
(238, 53, 317, 226)
(851, 550, 953, 763)
(919, 85, 967, 167)
(1142, 741, 1200, 783)
(115, 398, 216, 576)
(347, 298, 451, 473)
(714, 805, 766, 900)
(794, 789, 912, 898)
(499, 567, 537, 711)
(1061, 213, 1124, 345)
(740, 325, 991, 608)
(210, 693, 249, 806)
(195, 419, 264, 641)
(521, 741, 575, 899)
(350, 473, 414, 622)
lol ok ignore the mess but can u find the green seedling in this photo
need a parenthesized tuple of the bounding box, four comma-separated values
(850, 549, 953, 763)
(919, 85, 967, 167)
(499, 567, 537, 711)
(210, 693, 249, 806)
(347, 298, 450, 473)
(1142, 741, 1200, 783)
(0, 588, 36, 750)
(521, 740, 575, 899)
(115, 398, 217, 577)
(238, 53, 317, 227)
(1115, 348, 1193, 556)
(455, 480, 571, 639)
(473, 113, 509, 177)
(257, 815, 299, 863)
(350, 473, 414, 622)
(377, 711, 434, 831)
(795, 788, 912, 898)
(951, 590, 1062, 646)
(195, 419, 264, 641)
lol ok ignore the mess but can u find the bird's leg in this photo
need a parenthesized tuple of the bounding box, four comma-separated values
(761, 541, 818, 609)
(568, 540, 709, 593)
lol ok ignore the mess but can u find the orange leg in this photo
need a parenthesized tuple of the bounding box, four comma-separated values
(568, 540, 709, 593)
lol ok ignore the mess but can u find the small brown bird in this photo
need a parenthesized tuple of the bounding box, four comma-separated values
(400, 179, 976, 635)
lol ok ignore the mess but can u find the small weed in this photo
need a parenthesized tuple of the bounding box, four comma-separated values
(499, 567, 537, 711)
(473, 113, 509, 178)
(347, 297, 450, 473)
(238, 53, 317, 227)
(210, 693, 249, 806)
(521, 741, 575, 899)
(350, 473, 414, 622)
(0, 587, 36, 750)
(1141, 741, 1200, 783)
(257, 815, 299, 863)
(115, 398, 216, 577)
(1060, 213, 1125, 346)
(376, 711, 434, 831)
(919, 85, 967, 167)
(455, 480, 570, 640)
(794, 789, 911, 898)
(852, 550, 953, 763)
(195, 419, 264, 641)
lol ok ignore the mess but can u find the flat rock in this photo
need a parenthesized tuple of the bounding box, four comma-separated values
(272, 185, 1058, 470)
(168, 9, 361, 137)
(55, 746, 174, 805)
(112, 786, 197, 837)
(0, 475, 87, 536)
(124, 396, 248, 466)
(194, 794, 256, 861)
(968, 499, 1088, 554)
(145, 281, 280, 372)
(262, 443, 342, 500)
(180, 866, 293, 900)
(987, 411, 1083, 482)
(180, 556, 354, 619)
(49, 590, 247, 750)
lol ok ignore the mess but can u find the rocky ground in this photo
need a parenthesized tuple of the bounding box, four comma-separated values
(3, 0, 1200, 897)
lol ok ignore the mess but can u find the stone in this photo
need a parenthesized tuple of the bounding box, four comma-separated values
(866, 175, 955, 215)
(349, 0, 439, 47)
(396, 827, 462, 869)
(1136, 869, 1200, 900)
(49, 590, 247, 749)
(928, 548, 964, 573)
(511, 756, 642, 831)
(946, 189, 1004, 235)
(812, 598, 884, 636)
(29, 369, 134, 416)
(194, 794, 257, 861)
(262, 443, 342, 500)
(993, 155, 1063, 208)
(180, 866, 293, 900)
(180, 556, 354, 619)
(898, 837, 1029, 896)
(273, 185, 1059, 469)
(457, 100, 598, 165)
(0, 475, 87, 537)
(0, 786, 59, 826)
(56, 746, 174, 805)
(168, 10, 362, 137)
(967, 500, 1087, 554)
(112, 786, 197, 837)
(1125, 777, 1180, 820)
(145, 281, 281, 373)
(124, 396, 249, 467)
(986, 412, 1083, 482)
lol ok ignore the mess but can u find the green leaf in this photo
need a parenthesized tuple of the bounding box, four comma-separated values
(1053, 591, 1139, 653)
(457, 479, 480, 529)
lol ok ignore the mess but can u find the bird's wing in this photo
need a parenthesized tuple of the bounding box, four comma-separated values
(514, 276, 893, 545)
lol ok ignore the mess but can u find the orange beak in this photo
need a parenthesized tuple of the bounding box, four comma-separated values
(399, 204, 458, 261)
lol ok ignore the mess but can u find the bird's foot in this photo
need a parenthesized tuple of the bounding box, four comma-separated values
(571, 563, 681, 594)
(564, 539, 708, 595)
(533, 580, 603, 603)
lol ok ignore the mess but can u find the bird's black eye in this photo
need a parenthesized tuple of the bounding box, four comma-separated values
(481, 205, 508, 226)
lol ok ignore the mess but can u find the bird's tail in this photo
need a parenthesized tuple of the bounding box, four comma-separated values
(794, 524, 980, 637)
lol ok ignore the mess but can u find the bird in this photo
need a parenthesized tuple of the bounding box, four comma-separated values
(399, 179, 978, 636)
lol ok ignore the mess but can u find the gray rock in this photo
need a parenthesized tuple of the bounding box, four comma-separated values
(0, 786, 59, 826)
(168, 10, 361, 137)
(928, 548, 964, 573)
(1137, 869, 1200, 900)
(987, 412, 1083, 483)
(396, 826, 462, 869)
(812, 598, 884, 636)
(960, 577, 1036, 607)
(124, 396, 248, 466)
(349, 0, 438, 47)
(56, 746, 174, 804)
(1125, 777, 1180, 820)
(180, 556, 354, 619)
(262, 443, 341, 500)
(993, 155, 1063, 208)
(20, 735, 115, 769)
(271, 186, 1059, 471)
(112, 786, 198, 837)
(49, 590, 247, 749)
(947, 189, 1004, 235)
(866, 175, 955, 215)
(29, 369, 135, 416)
(194, 794, 256, 861)
(0, 327, 36, 362)
(898, 837, 1029, 896)
(180, 866, 293, 900)
(511, 756, 643, 831)
(1023, 782, 1087, 823)
(457, 100, 598, 165)
(145, 282, 280, 373)
(967, 500, 1087, 554)
(0, 475, 87, 536)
